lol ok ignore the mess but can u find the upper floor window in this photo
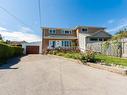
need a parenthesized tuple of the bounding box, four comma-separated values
(82, 28, 88, 32)
(61, 30, 72, 34)
(49, 29, 56, 34)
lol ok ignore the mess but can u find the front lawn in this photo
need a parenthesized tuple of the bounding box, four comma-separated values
(95, 54, 127, 66)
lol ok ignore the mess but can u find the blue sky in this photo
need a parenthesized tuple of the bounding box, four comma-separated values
(0, 0, 127, 42)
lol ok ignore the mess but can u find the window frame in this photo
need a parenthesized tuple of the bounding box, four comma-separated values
(82, 28, 88, 32)
(62, 40, 72, 47)
(61, 30, 72, 34)
(49, 29, 56, 34)
(90, 38, 98, 41)
(99, 38, 103, 41)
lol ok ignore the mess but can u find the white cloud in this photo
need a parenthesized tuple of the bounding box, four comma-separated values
(0, 27, 41, 42)
(0, 27, 7, 31)
(107, 18, 127, 34)
(20, 27, 33, 33)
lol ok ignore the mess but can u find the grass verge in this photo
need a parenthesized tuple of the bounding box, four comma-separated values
(95, 54, 127, 66)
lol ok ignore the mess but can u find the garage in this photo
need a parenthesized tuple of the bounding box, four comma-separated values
(26, 46, 39, 54)
(22, 41, 42, 54)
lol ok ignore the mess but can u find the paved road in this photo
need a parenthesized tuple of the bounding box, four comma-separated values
(0, 55, 127, 95)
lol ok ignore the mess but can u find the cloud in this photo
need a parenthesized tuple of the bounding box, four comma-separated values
(0, 27, 41, 42)
(0, 27, 7, 31)
(20, 27, 33, 33)
(107, 18, 127, 34)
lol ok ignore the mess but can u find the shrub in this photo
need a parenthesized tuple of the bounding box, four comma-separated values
(80, 50, 96, 63)
(47, 49, 96, 64)
(0, 43, 23, 63)
(56, 52, 64, 56)
(86, 50, 96, 62)
(80, 54, 87, 64)
(64, 53, 73, 58)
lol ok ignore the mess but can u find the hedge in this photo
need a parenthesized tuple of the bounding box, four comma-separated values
(0, 43, 23, 63)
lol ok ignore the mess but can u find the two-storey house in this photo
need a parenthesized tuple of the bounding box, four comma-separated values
(42, 26, 111, 53)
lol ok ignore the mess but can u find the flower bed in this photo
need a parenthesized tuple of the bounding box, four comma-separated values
(48, 49, 127, 67)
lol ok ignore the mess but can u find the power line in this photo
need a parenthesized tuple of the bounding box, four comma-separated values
(38, 0, 42, 27)
(0, 6, 34, 31)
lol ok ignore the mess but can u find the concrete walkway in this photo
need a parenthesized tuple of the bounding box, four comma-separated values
(0, 55, 127, 95)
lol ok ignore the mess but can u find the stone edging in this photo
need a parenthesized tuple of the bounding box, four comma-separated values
(86, 63, 127, 76)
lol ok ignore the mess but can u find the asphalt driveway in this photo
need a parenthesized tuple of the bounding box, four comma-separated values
(0, 55, 127, 95)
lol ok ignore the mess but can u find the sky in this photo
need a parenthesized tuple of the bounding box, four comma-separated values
(0, 0, 127, 42)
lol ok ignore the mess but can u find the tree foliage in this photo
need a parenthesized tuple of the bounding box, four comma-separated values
(112, 27, 127, 40)
(0, 34, 2, 40)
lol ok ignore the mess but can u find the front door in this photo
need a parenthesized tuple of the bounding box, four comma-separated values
(56, 41, 62, 48)
(49, 40, 62, 48)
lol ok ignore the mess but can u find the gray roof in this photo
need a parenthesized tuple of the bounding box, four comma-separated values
(42, 25, 106, 30)
(42, 27, 74, 30)
(79, 30, 112, 38)
(75, 26, 106, 29)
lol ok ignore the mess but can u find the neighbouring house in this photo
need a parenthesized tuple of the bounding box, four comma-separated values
(42, 26, 112, 53)
(22, 41, 42, 54)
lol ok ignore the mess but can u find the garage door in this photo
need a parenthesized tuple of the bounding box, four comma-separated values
(26, 46, 39, 54)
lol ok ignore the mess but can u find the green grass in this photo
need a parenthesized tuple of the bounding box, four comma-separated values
(95, 54, 127, 66)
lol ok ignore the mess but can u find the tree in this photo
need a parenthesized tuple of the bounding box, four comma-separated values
(0, 34, 2, 40)
(112, 27, 127, 40)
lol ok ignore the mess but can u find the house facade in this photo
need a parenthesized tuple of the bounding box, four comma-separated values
(42, 26, 111, 52)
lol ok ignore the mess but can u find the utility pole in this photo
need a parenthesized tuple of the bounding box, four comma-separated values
(38, 0, 44, 54)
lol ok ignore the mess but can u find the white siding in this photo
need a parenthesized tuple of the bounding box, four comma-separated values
(78, 33, 87, 52)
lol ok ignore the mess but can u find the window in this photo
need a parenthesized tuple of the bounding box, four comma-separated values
(61, 30, 64, 34)
(49, 29, 56, 34)
(49, 41, 56, 48)
(90, 38, 98, 41)
(62, 40, 71, 47)
(65, 31, 70, 34)
(82, 28, 88, 32)
(61, 30, 72, 34)
(99, 38, 103, 41)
